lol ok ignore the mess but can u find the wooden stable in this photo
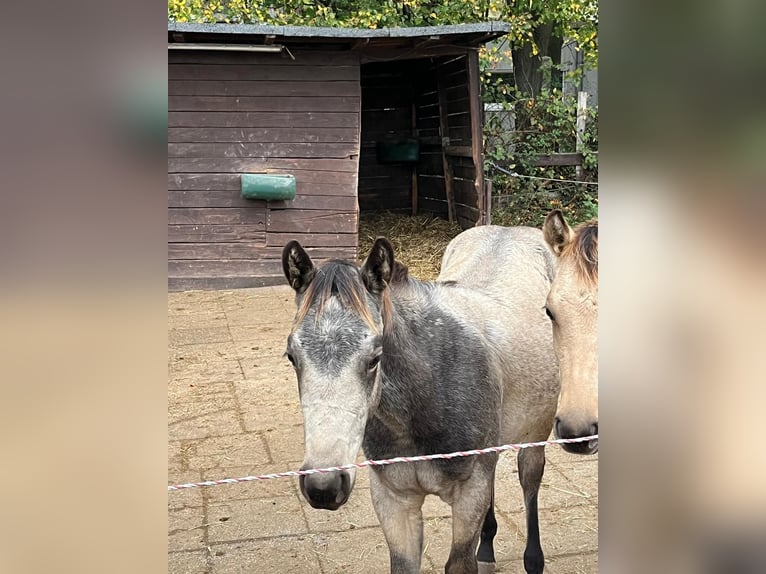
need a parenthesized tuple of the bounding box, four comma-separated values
(168, 22, 509, 290)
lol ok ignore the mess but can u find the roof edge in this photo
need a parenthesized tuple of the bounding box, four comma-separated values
(168, 21, 510, 40)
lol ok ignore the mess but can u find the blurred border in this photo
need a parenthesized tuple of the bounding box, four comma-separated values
(600, 0, 766, 571)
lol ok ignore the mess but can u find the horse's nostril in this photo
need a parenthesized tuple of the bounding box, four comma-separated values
(591, 422, 598, 436)
(553, 417, 562, 439)
(300, 471, 349, 510)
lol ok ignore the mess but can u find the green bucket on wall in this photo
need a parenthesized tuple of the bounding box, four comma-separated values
(376, 140, 420, 163)
(241, 174, 296, 201)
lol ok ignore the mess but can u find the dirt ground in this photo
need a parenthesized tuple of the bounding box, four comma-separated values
(168, 285, 598, 573)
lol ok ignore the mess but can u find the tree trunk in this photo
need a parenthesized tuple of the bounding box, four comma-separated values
(512, 21, 558, 97)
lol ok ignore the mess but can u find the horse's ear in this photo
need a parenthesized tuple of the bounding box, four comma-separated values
(543, 209, 574, 256)
(361, 237, 394, 295)
(282, 240, 316, 293)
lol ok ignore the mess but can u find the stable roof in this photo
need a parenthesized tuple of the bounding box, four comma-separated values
(168, 22, 510, 53)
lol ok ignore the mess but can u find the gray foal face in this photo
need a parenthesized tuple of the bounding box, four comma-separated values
(286, 297, 383, 509)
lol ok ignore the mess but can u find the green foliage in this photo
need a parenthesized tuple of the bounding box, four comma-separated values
(484, 87, 598, 227)
(168, 0, 597, 70)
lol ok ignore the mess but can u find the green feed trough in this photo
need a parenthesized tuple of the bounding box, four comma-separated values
(241, 174, 296, 201)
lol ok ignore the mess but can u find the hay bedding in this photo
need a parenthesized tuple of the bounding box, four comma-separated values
(357, 212, 463, 281)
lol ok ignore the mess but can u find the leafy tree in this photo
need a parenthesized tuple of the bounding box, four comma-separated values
(168, 1, 598, 91)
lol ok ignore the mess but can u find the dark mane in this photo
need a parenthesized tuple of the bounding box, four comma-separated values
(562, 220, 598, 286)
(294, 259, 392, 332)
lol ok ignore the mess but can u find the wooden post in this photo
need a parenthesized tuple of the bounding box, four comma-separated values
(437, 63, 456, 223)
(575, 91, 588, 181)
(467, 49, 485, 226)
(411, 101, 418, 215)
(483, 179, 492, 224)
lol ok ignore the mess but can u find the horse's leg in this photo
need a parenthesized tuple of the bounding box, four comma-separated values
(518, 446, 546, 574)
(445, 465, 495, 574)
(369, 470, 425, 574)
(476, 477, 497, 574)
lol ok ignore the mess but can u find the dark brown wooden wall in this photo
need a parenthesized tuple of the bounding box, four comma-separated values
(357, 62, 417, 212)
(168, 50, 361, 291)
(412, 59, 449, 217)
(426, 54, 484, 230)
(359, 54, 485, 230)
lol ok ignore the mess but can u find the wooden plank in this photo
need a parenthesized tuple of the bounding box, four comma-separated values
(452, 177, 479, 206)
(169, 171, 357, 190)
(169, 275, 287, 292)
(168, 207, 267, 226)
(267, 209, 357, 234)
(361, 87, 413, 109)
(358, 176, 412, 192)
(168, 191, 357, 210)
(360, 195, 411, 212)
(437, 55, 468, 76)
(168, 225, 266, 243)
(484, 179, 492, 225)
(417, 174, 447, 201)
(417, 150, 445, 175)
(168, 142, 358, 159)
(437, 62, 456, 223)
(446, 97, 471, 115)
(169, 111, 359, 129)
(444, 146, 473, 158)
(452, 164, 476, 181)
(168, 243, 355, 261)
(361, 108, 411, 131)
(168, 127, 359, 144)
(532, 153, 584, 167)
(168, 157, 359, 174)
(169, 64, 359, 82)
(169, 96, 360, 113)
(169, 50, 360, 66)
(418, 197, 449, 216)
(467, 49, 486, 227)
(268, 195, 358, 211)
(447, 126, 472, 146)
(169, 191, 262, 208)
(169, 80, 360, 97)
(266, 232, 357, 248)
(169, 259, 284, 278)
(445, 111, 471, 127)
(357, 162, 412, 179)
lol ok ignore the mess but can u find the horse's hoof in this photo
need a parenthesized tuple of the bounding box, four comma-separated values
(477, 561, 496, 574)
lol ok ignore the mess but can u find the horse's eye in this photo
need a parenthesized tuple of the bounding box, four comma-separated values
(368, 355, 381, 371)
(285, 352, 296, 366)
(545, 307, 555, 322)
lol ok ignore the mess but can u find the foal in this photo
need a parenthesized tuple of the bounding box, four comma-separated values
(283, 231, 559, 574)
(543, 210, 598, 455)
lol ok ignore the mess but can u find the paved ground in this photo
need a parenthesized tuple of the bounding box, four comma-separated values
(168, 286, 598, 573)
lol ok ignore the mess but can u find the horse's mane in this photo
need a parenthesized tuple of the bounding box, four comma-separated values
(562, 220, 598, 286)
(295, 260, 392, 333)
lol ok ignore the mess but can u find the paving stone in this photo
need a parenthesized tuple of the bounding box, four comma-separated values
(203, 466, 299, 503)
(168, 470, 204, 510)
(209, 537, 321, 574)
(177, 432, 270, 471)
(300, 487, 380, 533)
(207, 496, 309, 542)
(168, 506, 207, 551)
(310, 528, 390, 573)
(546, 550, 598, 574)
(170, 326, 232, 347)
(169, 345, 244, 385)
(167, 550, 210, 574)
(168, 389, 242, 441)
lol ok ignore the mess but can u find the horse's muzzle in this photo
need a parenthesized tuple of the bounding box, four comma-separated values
(555, 417, 598, 455)
(299, 469, 352, 510)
